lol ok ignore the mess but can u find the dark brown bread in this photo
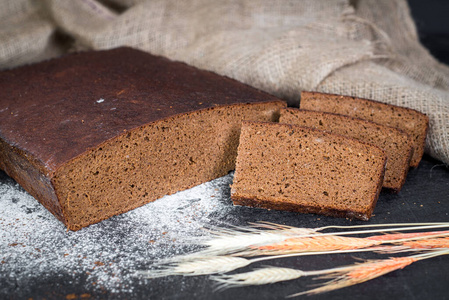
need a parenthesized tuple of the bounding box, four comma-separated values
(280, 108, 413, 192)
(231, 121, 387, 221)
(300, 91, 429, 167)
(0, 47, 286, 230)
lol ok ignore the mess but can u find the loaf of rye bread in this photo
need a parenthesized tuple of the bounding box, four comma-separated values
(0, 47, 286, 230)
(231, 121, 387, 220)
(300, 91, 429, 167)
(280, 108, 413, 192)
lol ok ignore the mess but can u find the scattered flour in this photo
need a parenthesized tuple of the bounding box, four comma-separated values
(0, 173, 236, 295)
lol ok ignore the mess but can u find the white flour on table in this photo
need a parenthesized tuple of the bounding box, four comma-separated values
(0, 174, 236, 295)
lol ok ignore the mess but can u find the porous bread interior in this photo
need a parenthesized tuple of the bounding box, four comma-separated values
(300, 92, 428, 167)
(52, 102, 283, 230)
(280, 108, 413, 191)
(231, 122, 386, 220)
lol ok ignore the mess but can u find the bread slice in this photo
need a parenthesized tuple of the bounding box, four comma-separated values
(231, 121, 387, 220)
(300, 91, 429, 167)
(0, 47, 286, 230)
(280, 108, 413, 192)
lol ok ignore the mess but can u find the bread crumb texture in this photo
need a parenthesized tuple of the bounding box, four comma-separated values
(300, 91, 428, 167)
(280, 108, 413, 192)
(231, 121, 387, 220)
(52, 104, 282, 230)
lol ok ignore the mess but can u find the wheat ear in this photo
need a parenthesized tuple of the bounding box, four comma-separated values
(248, 230, 449, 256)
(243, 235, 382, 256)
(135, 256, 251, 278)
(288, 249, 449, 297)
(135, 223, 449, 279)
(199, 225, 316, 256)
(137, 248, 396, 278)
(192, 223, 449, 258)
(402, 237, 449, 249)
(212, 249, 449, 294)
(213, 267, 307, 290)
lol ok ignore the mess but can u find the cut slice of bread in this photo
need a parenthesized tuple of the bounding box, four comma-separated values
(231, 121, 387, 220)
(280, 108, 413, 192)
(300, 91, 429, 167)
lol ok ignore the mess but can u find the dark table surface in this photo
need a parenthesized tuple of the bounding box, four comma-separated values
(1, 155, 448, 300)
(1, 2, 449, 299)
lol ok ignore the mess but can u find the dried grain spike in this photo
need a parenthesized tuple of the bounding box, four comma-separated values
(213, 267, 306, 289)
(136, 256, 250, 278)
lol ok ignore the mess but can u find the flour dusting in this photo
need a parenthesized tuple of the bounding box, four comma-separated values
(0, 173, 236, 295)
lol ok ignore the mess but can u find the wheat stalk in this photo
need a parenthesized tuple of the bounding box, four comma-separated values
(198, 224, 317, 256)
(402, 237, 449, 249)
(237, 230, 449, 257)
(136, 239, 443, 279)
(135, 256, 251, 278)
(244, 235, 383, 256)
(198, 223, 449, 259)
(135, 222, 449, 285)
(289, 249, 449, 297)
(137, 248, 394, 278)
(317, 222, 449, 231)
(212, 249, 449, 296)
(213, 267, 308, 289)
(200, 222, 449, 257)
(289, 256, 419, 297)
(367, 230, 449, 241)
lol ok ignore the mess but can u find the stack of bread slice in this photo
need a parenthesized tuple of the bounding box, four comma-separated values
(231, 91, 429, 220)
(299, 91, 429, 168)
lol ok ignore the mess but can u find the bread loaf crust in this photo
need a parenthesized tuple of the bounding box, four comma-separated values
(232, 195, 378, 221)
(0, 139, 64, 223)
(0, 47, 283, 173)
(0, 47, 286, 230)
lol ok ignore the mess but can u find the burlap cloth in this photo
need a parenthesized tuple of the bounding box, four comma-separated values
(1, 0, 448, 165)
